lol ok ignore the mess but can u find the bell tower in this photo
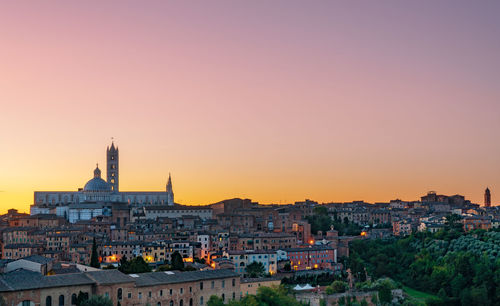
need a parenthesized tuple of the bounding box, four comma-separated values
(485, 187, 491, 207)
(107, 142, 119, 192)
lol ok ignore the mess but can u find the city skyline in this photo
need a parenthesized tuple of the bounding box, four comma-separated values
(2, 1, 500, 213)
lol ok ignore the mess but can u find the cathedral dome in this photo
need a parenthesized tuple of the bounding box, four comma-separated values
(83, 165, 111, 192)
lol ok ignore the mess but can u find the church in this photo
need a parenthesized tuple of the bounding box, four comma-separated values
(30, 142, 174, 222)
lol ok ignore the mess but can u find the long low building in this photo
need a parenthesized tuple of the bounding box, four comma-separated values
(0, 268, 239, 306)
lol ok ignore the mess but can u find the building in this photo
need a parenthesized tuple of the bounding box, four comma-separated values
(240, 278, 281, 297)
(0, 268, 240, 306)
(392, 219, 413, 236)
(485, 187, 491, 207)
(463, 216, 492, 232)
(224, 250, 278, 275)
(31, 142, 175, 221)
(284, 245, 336, 271)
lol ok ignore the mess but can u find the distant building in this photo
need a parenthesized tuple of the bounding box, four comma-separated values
(31, 142, 175, 222)
(485, 187, 491, 207)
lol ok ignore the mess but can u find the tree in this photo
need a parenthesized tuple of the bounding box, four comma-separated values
(313, 206, 328, 215)
(207, 295, 224, 306)
(330, 280, 348, 293)
(90, 237, 100, 268)
(378, 282, 392, 305)
(283, 262, 291, 271)
(171, 251, 185, 270)
(76, 291, 89, 305)
(79, 295, 112, 306)
(118, 256, 151, 274)
(245, 262, 265, 278)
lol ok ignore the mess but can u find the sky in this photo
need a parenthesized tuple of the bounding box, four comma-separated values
(1, 1, 500, 213)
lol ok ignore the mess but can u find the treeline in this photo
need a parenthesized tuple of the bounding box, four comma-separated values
(348, 217, 500, 305)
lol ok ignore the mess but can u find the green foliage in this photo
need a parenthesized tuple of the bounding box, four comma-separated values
(79, 295, 113, 306)
(90, 238, 100, 268)
(284, 262, 291, 271)
(217, 285, 304, 306)
(281, 272, 339, 286)
(76, 291, 89, 305)
(330, 280, 348, 293)
(350, 228, 500, 305)
(207, 295, 224, 306)
(157, 264, 172, 271)
(171, 251, 185, 270)
(118, 256, 152, 274)
(245, 262, 265, 278)
(378, 280, 392, 305)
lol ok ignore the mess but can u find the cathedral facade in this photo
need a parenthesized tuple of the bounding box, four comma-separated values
(31, 142, 174, 219)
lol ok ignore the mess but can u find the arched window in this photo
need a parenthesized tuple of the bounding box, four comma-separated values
(200, 296, 203, 305)
(169, 301, 174, 306)
(117, 288, 123, 300)
(71, 294, 77, 305)
(222, 294, 225, 302)
(46, 296, 52, 306)
(58, 295, 64, 306)
(157, 303, 161, 306)
(179, 300, 183, 306)
(189, 298, 193, 306)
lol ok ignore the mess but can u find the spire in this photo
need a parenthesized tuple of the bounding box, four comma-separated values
(166, 173, 174, 205)
(167, 173, 173, 192)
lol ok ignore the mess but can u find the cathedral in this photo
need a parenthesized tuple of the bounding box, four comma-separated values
(30, 142, 174, 221)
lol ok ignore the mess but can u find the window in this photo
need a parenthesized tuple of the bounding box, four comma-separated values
(160, 290, 163, 296)
(46, 296, 52, 306)
(128, 292, 132, 299)
(157, 303, 161, 306)
(222, 294, 225, 301)
(170, 301, 174, 306)
(149, 291, 152, 298)
(117, 288, 123, 300)
(180, 300, 183, 306)
(222, 280, 225, 288)
(211, 281, 214, 289)
(71, 294, 77, 304)
(22, 301, 32, 306)
(200, 282, 203, 290)
(180, 288, 183, 294)
(58, 295, 64, 306)
(232, 279, 236, 287)
(189, 298, 193, 306)
(170, 289, 173, 295)
(139, 292, 142, 299)
(200, 297, 204, 305)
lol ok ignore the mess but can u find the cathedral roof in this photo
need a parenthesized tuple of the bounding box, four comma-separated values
(84, 177, 111, 192)
(84, 165, 111, 192)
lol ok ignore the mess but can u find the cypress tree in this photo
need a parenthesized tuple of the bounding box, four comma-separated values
(90, 237, 100, 268)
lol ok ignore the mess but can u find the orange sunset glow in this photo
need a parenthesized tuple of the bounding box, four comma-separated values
(1, 1, 500, 214)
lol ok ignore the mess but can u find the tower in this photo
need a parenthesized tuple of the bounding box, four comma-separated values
(107, 142, 119, 192)
(484, 187, 491, 207)
(166, 173, 174, 205)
